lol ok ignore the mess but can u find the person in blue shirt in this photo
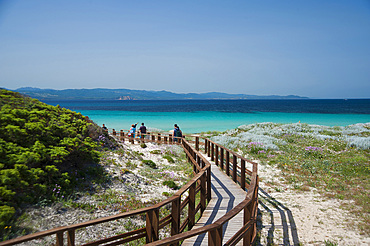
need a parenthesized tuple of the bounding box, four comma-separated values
(173, 124, 182, 142)
(129, 123, 138, 138)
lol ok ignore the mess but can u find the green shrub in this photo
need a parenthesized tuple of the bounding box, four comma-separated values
(150, 150, 161, 154)
(126, 161, 137, 169)
(140, 143, 147, 148)
(0, 205, 15, 228)
(163, 155, 175, 163)
(162, 180, 179, 190)
(162, 192, 170, 197)
(0, 89, 117, 237)
(142, 160, 156, 169)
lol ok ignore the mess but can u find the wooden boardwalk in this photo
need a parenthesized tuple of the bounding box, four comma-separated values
(182, 154, 247, 246)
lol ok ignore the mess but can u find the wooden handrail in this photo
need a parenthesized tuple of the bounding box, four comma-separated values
(1, 130, 258, 246)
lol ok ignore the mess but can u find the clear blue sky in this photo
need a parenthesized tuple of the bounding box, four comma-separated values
(0, 0, 369, 98)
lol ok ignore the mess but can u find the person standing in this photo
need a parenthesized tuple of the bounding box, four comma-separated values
(102, 124, 108, 132)
(173, 124, 182, 143)
(139, 123, 147, 138)
(129, 123, 138, 138)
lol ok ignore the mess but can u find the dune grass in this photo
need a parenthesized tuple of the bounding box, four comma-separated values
(210, 122, 370, 234)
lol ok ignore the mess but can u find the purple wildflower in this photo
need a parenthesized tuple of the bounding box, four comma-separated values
(305, 146, 323, 152)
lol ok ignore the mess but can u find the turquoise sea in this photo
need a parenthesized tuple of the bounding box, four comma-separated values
(42, 99, 370, 134)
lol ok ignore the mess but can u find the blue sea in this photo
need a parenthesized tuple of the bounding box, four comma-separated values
(42, 99, 370, 134)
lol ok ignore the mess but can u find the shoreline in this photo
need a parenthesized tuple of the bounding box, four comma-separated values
(80, 111, 370, 134)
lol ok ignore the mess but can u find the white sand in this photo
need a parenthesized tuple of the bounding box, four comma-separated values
(257, 160, 370, 246)
(16, 141, 370, 245)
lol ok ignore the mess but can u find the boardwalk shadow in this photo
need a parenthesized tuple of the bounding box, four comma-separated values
(255, 187, 300, 246)
(188, 173, 235, 245)
(189, 172, 300, 246)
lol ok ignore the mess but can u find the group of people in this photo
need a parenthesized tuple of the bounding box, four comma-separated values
(128, 122, 147, 138)
(102, 123, 183, 142)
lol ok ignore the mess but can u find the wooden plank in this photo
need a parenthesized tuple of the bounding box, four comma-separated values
(67, 230, 75, 246)
(56, 232, 63, 246)
(146, 208, 159, 243)
(189, 183, 196, 229)
(215, 146, 219, 166)
(182, 155, 248, 246)
(211, 143, 215, 161)
(226, 151, 230, 176)
(233, 155, 237, 182)
(220, 148, 224, 170)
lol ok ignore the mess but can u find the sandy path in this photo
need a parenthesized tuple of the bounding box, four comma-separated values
(256, 161, 370, 246)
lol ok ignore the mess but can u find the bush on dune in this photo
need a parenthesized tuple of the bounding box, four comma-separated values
(0, 89, 117, 237)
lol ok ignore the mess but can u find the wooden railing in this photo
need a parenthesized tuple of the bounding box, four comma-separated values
(110, 129, 201, 146)
(0, 130, 258, 246)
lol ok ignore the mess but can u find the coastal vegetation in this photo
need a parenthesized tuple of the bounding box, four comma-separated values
(0, 89, 194, 243)
(0, 89, 117, 239)
(13, 143, 192, 244)
(210, 122, 370, 234)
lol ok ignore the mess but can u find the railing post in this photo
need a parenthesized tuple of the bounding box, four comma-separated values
(189, 182, 196, 229)
(241, 159, 246, 190)
(195, 136, 199, 151)
(120, 130, 124, 142)
(205, 139, 208, 154)
(226, 151, 230, 176)
(67, 230, 75, 246)
(193, 152, 197, 173)
(164, 136, 168, 144)
(233, 155, 237, 182)
(220, 148, 224, 170)
(209, 226, 222, 246)
(56, 232, 63, 246)
(158, 133, 161, 143)
(169, 134, 172, 143)
(250, 179, 258, 244)
(171, 197, 181, 246)
(200, 172, 206, 213)
(215, 145, 219, 166)
(146, 208, 159, 243)
(244, 203, 252, 245)
(207, 140, 211, 157)
(189, 150, 198, 173)
(207, 166, 212, 202)
(112, 129, 116, 136)
(211, 143, 215, 161)
(152, 134, 155, 142)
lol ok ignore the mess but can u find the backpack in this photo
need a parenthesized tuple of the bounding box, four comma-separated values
(175, 128, 182, 137)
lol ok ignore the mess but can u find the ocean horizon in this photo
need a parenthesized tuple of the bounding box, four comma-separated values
(42, 99, 370, 133)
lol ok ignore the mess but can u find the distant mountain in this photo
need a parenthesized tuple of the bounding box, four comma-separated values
(11, 87, 309, 100)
